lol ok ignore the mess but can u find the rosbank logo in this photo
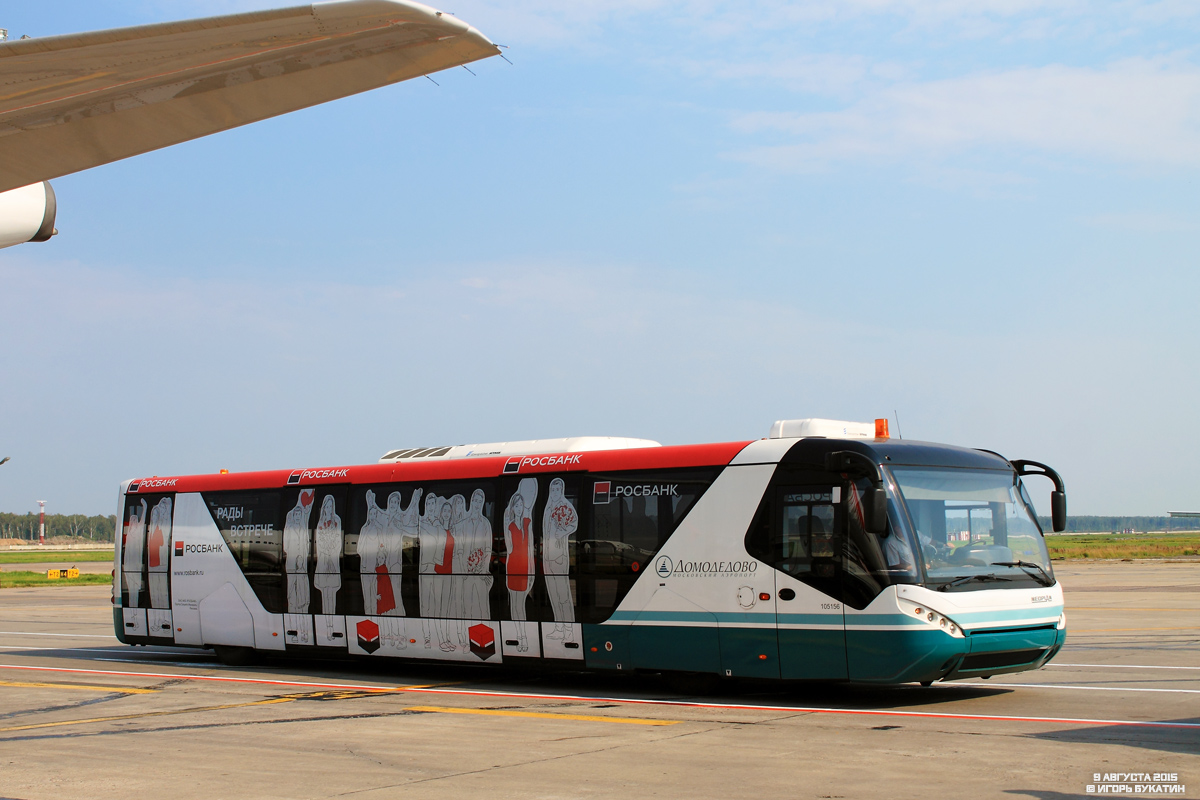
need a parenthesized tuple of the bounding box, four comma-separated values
(130, 478, 178, 492)
(288, 468, 350, 485)
(502, 454, 583, 474)
(179, 543, 224, 556)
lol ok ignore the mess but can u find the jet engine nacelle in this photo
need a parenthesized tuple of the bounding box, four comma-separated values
(0, 182, 57, 250)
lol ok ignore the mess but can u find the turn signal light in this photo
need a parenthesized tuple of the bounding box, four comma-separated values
(220, 469, 229, 474)
(759, 592, 771, 601)
(875, 418, 889, 439)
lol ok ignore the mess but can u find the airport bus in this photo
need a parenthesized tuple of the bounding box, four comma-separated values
(112, 418, 1068, 686)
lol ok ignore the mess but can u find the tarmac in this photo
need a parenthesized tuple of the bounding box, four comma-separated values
(0, 561, 1195, 799)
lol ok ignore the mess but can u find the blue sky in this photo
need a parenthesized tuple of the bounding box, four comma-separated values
(2, 0, 1198, 516)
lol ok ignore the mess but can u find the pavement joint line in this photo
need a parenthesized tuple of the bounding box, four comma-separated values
(405, 705, 678, 725)
(2, 663, 1196, 730)
(0, 679, 158, 693)
(0, 694, 300, 733)
(960, 681, 1200, 694)
(0, 631, 118, 638)
(0, 663, 428, 694)
(1073, 626, 1198, 632)
(1049, 663, 1200, 671)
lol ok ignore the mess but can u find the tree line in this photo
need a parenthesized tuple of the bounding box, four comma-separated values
(1036, 516, 1193, 533)
(0, 512, 117, 542)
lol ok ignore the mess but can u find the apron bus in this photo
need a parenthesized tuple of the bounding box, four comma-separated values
(113, 418, 1068, 685)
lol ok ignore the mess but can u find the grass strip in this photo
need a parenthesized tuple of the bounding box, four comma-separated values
(0, 571, 112, 588)
(1046, 534, 1200, 560)
(0, 550, 113, 564)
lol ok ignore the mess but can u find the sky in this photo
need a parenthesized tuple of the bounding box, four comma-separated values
(2, 0, 1198, 516)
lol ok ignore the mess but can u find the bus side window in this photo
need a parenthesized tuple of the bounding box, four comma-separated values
(779, 503, 811, 573)
(746, 489, 837, 577)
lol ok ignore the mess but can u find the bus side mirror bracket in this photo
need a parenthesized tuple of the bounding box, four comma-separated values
(826, 451, 889, 535)
(1012, 459, 1068, 533)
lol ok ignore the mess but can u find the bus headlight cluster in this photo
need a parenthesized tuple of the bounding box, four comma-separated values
(902, 601, 964, 638)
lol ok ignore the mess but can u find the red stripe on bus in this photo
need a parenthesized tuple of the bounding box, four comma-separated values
(1, 663, 1196, 729)
(126, 441, 753, 494)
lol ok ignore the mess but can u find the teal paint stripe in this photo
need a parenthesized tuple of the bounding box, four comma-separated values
(777, 613, 844, 626)
(610, 605, 1062, 627)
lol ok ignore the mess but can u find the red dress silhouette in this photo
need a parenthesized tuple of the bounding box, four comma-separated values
(147, 526, 164, 568)
(375, 564, 395, 614)
(434, 528, 455, 575)
(506, 519, 530, 592)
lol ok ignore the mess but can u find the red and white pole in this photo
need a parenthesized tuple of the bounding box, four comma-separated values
(37, 500, 45, 545)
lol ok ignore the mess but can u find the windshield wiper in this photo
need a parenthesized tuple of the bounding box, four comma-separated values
(936, 573, 1013, 591)
(992, 561, 1054, 587)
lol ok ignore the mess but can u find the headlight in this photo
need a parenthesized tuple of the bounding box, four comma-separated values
(902, 600, 964, 638)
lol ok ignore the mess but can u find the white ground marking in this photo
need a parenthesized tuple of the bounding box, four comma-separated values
(962, 681, 1200, 694)
(1050, 663, 1200, 671)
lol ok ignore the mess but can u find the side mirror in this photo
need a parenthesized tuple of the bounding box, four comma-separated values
(1051, 491, 1067, 533)
(1011, 459, 1067, 533)
(864, 487, 888, 535)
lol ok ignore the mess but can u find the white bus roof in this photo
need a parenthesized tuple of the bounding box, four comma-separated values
(768, 418, 875, 439)
(379, 436, 661, 464)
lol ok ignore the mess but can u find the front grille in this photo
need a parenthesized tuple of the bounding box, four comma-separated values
(959, 648, 1046, 671)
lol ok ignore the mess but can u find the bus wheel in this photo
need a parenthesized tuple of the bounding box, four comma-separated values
(664, 671, 720, 695)
(213, 645, 257, 667)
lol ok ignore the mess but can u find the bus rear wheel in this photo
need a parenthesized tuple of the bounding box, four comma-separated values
(213, 645, 257, 667)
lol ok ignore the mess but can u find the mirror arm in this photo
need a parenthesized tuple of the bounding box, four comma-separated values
(1012, 459, 1068, 533)
(1011, 459, 1066, 495)
(825, 451, 884, 488)
(826, 451, 888, 535)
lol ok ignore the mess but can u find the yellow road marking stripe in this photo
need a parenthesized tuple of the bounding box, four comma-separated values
(406, 705, 678, 726)
(0, 680, 156, 694)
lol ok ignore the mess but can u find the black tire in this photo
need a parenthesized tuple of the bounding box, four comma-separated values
(664, 671, 721, 695)
(213, 645, 257, 667)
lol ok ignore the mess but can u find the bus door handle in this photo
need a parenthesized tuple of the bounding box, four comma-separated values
(778, 588, 796, 601)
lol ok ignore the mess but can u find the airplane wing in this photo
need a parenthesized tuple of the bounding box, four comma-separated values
(0, 0, 499, 194)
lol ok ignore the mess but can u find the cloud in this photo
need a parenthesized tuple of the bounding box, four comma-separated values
(729, 59, 1200, 169)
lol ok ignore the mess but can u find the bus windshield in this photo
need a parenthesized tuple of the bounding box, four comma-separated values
(888, 467, 1055, 591)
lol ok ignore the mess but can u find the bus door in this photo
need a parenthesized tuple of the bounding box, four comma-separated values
(772, 485, 848, 681)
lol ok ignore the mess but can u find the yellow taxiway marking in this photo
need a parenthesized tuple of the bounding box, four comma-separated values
(406, 705, 678, 726)
(0, 680, 157, 694)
